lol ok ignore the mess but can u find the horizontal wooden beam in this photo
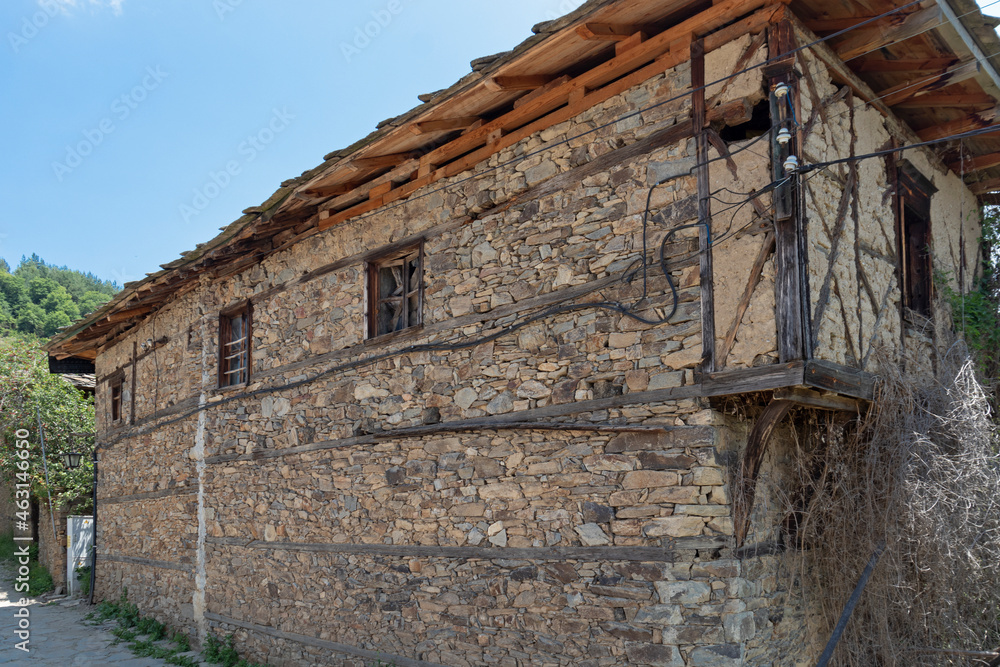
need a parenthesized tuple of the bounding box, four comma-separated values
(855, 56, 958, 73)
(803, 15, 881, 33)
(350, 152, 414, 169)
(834, 5, 942, 62)
(969, 176, 1000, 194)
(877, 60, 979, 107)
(894, 92, 995, 108)
(576, 23, 642, 41)
(773, 386, 862, 411)
(409, 116, 481, 135)
(916, 110, 1000, 142)
(485, 74, 555, 91)
(105, 305, 153, 324)
(301, 181, 367, 198)
(949, 150, 1000, 173)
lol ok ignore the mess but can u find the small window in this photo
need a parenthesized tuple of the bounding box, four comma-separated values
(219, 302, 252, 387)
(367, 244, 423, 339)
(110, 379, 122, 423)
(897, 164, 936, 318)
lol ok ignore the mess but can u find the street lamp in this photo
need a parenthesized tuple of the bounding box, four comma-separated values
(62, 446, 97, 604)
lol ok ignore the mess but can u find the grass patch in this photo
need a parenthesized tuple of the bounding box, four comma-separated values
(89, 589, 264, 667)
(0, 530, 54, 596)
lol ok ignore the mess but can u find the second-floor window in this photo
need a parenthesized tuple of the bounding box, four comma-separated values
(367, 244, 423, 339)
(110, 378, 122, 423)
(219, 302, 251, 387)
(897, 164, 935, 318)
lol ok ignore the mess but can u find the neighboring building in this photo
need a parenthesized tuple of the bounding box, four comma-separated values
(46, 0, 998, 664)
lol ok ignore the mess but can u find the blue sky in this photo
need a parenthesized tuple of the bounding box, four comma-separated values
(1, 0, 584, 286)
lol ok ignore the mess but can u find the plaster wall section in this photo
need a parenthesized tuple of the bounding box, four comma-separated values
(705, 34, 778, 370)
(798, 48, 900, 370)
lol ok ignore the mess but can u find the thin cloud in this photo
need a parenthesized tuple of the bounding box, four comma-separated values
(42, 0, 127, 16)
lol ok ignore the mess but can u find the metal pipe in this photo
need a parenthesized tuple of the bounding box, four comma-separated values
(816, 542, 886, 667)
(88, 447, 97, 605)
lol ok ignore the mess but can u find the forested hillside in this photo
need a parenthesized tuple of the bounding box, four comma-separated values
(0, 254, 118, 338)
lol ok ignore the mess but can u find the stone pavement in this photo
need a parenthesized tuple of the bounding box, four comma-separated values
(0, 564, 174, 666)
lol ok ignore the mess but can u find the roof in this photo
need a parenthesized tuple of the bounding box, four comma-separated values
(46, 0, 1000, 361)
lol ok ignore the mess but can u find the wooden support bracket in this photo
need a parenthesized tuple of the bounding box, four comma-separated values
(734, 398, 794, 546)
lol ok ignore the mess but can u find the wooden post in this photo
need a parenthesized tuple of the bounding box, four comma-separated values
(692, 38, 716, 373)
(768, 20, 805, 362)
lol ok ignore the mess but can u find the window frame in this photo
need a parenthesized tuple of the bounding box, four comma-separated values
(895, 164, 936, 319)
(110, 377, 123, 423)
(365, 242, 424, 341)
(218, 301, 252, 388)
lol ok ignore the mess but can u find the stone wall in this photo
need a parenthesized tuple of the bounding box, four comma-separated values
(38, 508, 67, 590)
(86, 17, 982, 667)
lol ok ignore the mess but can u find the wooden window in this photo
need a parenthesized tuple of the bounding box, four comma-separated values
(367, 244, 423, 339)
(219, 302, 252, 387)
(897, 165, 936, 318)
(110, 379, 122, 423)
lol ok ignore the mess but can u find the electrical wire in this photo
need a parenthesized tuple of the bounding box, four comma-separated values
(102, 0, 1000, 442)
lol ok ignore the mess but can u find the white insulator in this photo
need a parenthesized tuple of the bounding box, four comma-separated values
(776, 128, 792, 145)
(783, 155, 799, 173)
(773, 83, 790, 99)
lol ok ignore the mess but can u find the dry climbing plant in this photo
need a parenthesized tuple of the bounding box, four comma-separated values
(780, 344, 1000, 666)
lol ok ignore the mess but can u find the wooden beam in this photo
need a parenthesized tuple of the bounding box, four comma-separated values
(802, 15, 882, 33)
(734, 398, 795, 546)
(692, 38, 715, 373)
(576, 23, 641, 41)
(513, 74, 571, 109)
(616, 31, 648, 57)
(916, 111, 1000, 142)
(803, 359, 876, 401)
(105, 305, 153, 324)
(949, 151, 1000, 173)
(317, 2, 781, 230)
(833, 5, 942, 62)
(969, 176, 1000, 194)
(409, 116, 481, 135)
(894, 92, 995, 108)
(485, 75, 554, 91)
(877, 60, 979, 107)
(302, 181, 367, 198)
(855, 56, 958, 73)
(350, 152, 414, 169)
(772, 387, 862, 411)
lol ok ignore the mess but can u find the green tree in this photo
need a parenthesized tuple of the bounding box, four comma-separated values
(78, 290, 111, 317)
(0, 272, 27, 309)
(0, 333, 95, 511)
(16, 304, 45, 336)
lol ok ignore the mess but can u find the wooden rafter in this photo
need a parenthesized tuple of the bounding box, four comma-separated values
(949, 151, 1000, 173)
(854, 56, 958, 73)
(316, 0, 781, 230)
(894, 92, 995, 108)
(833, 5, 942, 62)
(802, 15, 882, 33)
(576, 23, 642, 40)
(876, 59, 979, 107)
(485, 75, 555, 91)
(409, 117, 481, 135)
(350, 153, 415, 169)
(916, 111, 1000, 142)
(969, 176, 1000, 194)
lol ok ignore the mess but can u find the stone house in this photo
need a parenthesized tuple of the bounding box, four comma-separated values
(45, 0, 1000, 664)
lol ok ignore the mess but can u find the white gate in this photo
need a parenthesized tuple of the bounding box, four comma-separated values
(66, 515, 94, 596)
